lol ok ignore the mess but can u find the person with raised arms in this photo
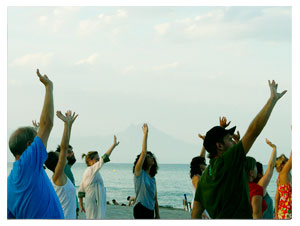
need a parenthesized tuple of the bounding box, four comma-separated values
(78, 136, 120, 219)
(44, 110, 78, 219)
(133, 123, 160, 219)
(192, 80, 286, 219)
(7, 69, 64, 219)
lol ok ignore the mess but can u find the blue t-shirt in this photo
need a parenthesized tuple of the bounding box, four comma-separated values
(134, 170, 156, 210)
(7, 136, 64, 219)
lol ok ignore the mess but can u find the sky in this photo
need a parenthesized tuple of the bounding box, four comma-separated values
(1, 0, 300, 225)
(5, 5, 292, 164)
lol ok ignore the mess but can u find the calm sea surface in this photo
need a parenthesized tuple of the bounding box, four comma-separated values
(7, 162, 279, 209)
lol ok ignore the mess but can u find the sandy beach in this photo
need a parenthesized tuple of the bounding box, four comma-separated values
(78, 204, 191, 220)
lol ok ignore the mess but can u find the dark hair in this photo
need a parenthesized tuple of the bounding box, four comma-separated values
(245, 156, 257, 173)
(256, 161, 263, 175)
(190, 156, 206, 179)
(127, 196, 130, 201)
(9, 127, 37, 157)
(44, 151, 59, 172)
(132, 151, 158, 177)
(82, 151, 99, 166)
(56, 144, 73, 152)
(253, 161, 263, 183)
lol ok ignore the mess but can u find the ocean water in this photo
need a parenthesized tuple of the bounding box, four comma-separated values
(7, 162, 279, 209)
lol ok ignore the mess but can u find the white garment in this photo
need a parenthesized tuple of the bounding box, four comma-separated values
(52, 177, 76, 219)
(79, 158, 107, 219)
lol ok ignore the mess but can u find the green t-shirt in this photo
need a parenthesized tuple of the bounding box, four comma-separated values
(194, 141, 252, 219)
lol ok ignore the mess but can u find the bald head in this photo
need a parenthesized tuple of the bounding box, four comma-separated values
(9, 127, 37, 157)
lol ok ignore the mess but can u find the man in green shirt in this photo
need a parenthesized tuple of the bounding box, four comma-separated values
(192, 80, 286, 219)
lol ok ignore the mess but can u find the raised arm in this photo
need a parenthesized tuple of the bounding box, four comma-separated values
(198, 133, 206, 158)
(280, 151, 292, 183)
(258, 138, 277, 195)
(36, 69, 54, 148)
(134, 123, 148, 177)
(241, 80, 287, 154)
(53, 110, 78, 184)
(104, 135, 120, 157)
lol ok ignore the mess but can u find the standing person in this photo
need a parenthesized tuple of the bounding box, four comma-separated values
(246, 156, 267, 219)
(7, 69, 64, 219)
(44, 110, 78, 219)
(78, 136, 120, 219)
(275, 152, 292, 219)
(192, 80, 287, 219)
(254, 138, 277, 219)
(133, 123, 160, 219)
(56, 144, 80, 217)
(190, 116, 237, 219)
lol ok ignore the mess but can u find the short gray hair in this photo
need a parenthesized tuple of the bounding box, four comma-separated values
(9, 127, 37, 157)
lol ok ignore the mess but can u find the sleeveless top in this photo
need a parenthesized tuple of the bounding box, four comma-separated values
(134, 170, 156, 210)
(277, 175, 292, 219)
(52, 177, 76, 219)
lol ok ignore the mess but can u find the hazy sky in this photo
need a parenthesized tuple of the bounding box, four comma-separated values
(5, 5, 293, 164)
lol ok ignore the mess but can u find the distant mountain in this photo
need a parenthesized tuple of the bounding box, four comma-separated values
(7, 124, 203, 164)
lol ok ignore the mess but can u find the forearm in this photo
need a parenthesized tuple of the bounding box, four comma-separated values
(60, 123, 72, 158)
(242, 98, 276, 153)
(105, 143, 116, 157)
(39, 86, 54, 130)
(142, 133, 148, 153)
(199, 146, 206, 158)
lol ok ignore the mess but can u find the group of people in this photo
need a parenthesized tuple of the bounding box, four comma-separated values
(190, 80, 291, 219)
(7, 69, 291, 220)
(189, 117, 292, 219)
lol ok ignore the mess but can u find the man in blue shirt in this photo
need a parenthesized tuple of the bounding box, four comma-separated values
(7, 69, 64, 219)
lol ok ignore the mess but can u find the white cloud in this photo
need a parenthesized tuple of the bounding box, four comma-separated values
(77, 9, 129, 36)
(76, 53, 99, 65)
(153, 62, 179, 71)
(38, 7, 80, 33)
(11, 53, 54, 67)
(154, 23, 170, 36)
(153, 7, 291, 42)
(122, 65, 135, 75)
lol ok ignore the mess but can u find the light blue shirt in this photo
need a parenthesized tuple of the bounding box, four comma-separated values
(134, 170, 156, 210)
(7, 136, 64, 219)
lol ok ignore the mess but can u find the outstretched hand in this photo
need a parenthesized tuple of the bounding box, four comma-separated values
(232, 131, 240, 143)
(36, 69, 53, 88)
(219, 116, 231, 128)
(113, 135, 120, 147)
(266, 138, 276, 148)
(268, 80, 287, 102)
(32, 120, 40, 131)
(56, 110, 78, 126)
(142, 123, 148, 135)
(198, 133, 205, 140)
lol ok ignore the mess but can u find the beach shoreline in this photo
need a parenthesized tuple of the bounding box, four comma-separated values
(78, 204, 191, 219)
